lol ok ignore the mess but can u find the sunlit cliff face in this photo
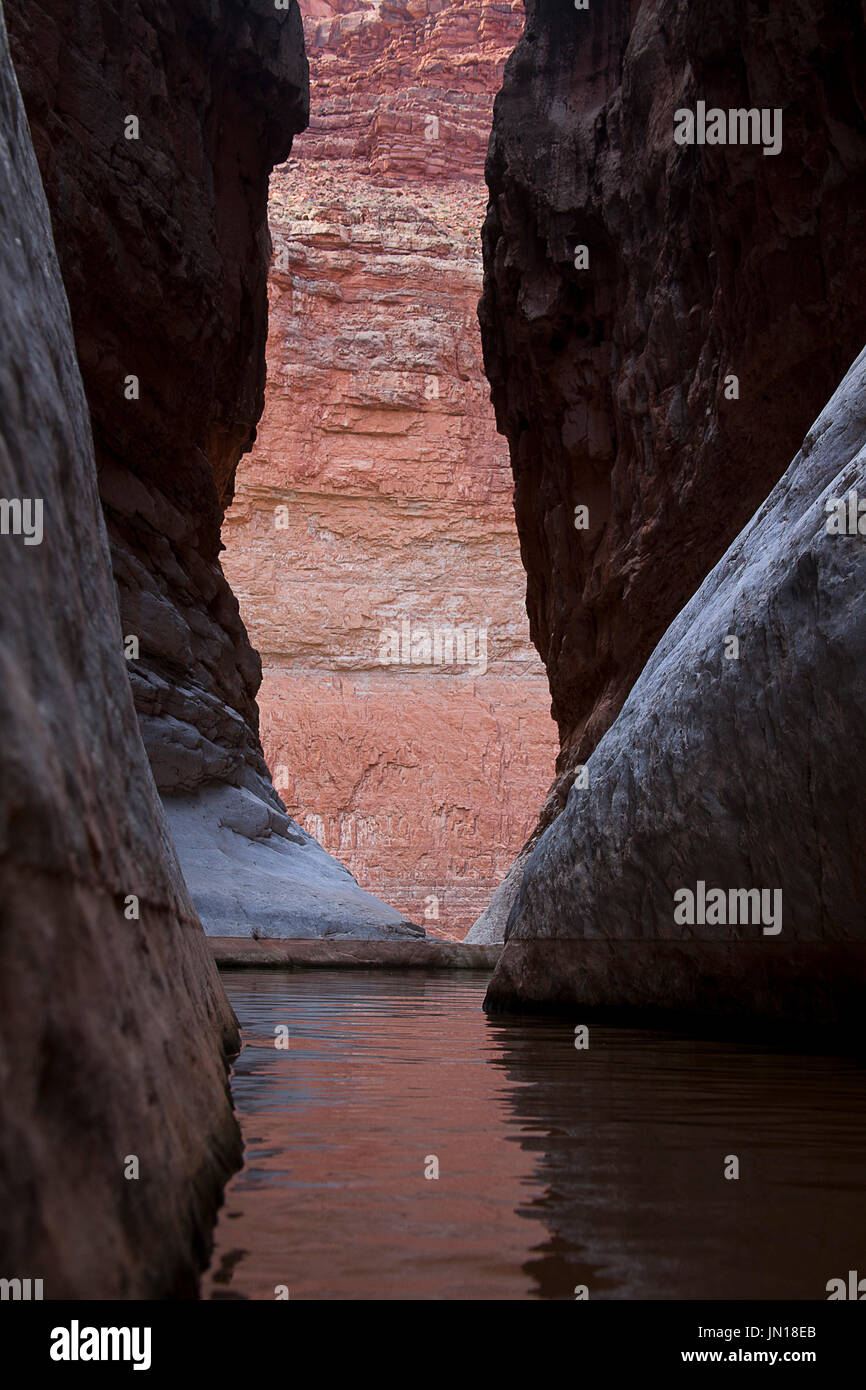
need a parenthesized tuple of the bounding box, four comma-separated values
(221, 0, 556, 938)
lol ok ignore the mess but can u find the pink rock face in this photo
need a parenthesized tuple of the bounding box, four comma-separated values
(222, 0, 557, 938)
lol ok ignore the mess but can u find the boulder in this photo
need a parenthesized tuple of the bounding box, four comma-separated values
(473, 0, 866, 938)
(486, 346, 866, 1028)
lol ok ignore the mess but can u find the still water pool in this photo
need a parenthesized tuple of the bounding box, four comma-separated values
(203, 969, 866, 1300)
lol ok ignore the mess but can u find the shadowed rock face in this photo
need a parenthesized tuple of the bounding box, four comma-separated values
(482, 0, 866, 763)
(486, 345, 866, 1026)
(6, 0, 309, 801)
(6, 0, 418, 936)
(0, 7, 240, 1297)
(471, 0, 866, 939)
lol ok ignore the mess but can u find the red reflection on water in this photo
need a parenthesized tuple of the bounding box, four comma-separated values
(204, 972, 540, 1300)
(204, 970, 866, 1301)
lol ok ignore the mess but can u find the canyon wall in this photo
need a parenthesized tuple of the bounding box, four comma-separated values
(222, 0, 557, 939)
(472, 0, 866, 944)
(0, 5, 240, 1297)
(487, 346, 866, 1028)
(7, 0, 416, 939)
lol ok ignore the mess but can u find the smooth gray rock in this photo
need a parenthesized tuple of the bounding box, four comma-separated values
(0, 7, 240, 1298)
(164, 784, 424, 939)
(486, 346, 866, 1026)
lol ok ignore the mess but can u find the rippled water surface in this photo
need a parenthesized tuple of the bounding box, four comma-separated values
(203, 970, 866, 1300)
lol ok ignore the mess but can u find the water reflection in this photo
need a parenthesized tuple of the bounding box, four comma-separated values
(203, 970, 866, 1300)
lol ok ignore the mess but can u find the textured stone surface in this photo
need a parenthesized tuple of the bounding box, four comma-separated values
(7, 0, 417, 937)
(0, 8, 240, 1297)
(300, 0, 524, 184)
(166, 784, 422, 938)
(222, 0, 557, 938)
(486, 346, 866, 1026)
(5, 0, 307, 795)
(464, 842, 533, 944)
(474, 0, 866, 936)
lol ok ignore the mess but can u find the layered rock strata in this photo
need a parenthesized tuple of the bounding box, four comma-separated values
(6, 0, 416, 938)
(223, 0, 557, 938)
(471, 0, 866, 941)
(0, 7, 240, 1297)
(207, 937, 502, 969)
(486, 345, 866, 1026)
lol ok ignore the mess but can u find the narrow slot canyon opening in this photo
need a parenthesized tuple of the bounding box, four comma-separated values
(220, 0, 556, 941)
(4, 0, 866, 1314)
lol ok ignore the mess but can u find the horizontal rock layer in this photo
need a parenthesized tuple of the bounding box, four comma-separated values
(208, 936, 501, 969)
(486, 345, 866, 1027)
(302, 0, 525, 183)
(222, 0, 557, 938)
(0, 7, 240, 1298)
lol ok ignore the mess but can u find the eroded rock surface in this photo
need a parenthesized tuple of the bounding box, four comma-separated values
(222, 0, 557, 938)
(167, 784, 423, 938)
(0, 8, 240, 1297)
(474, 0, 866, 937)
(486, 346, 866, 1027)
(6, 0, 416, 937)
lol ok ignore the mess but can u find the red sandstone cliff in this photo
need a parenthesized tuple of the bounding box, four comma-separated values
(222, 0, 557, 938)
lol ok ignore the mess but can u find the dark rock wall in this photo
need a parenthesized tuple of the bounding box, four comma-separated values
(480, 0, 866, 772)
(6, 0, 309, 802)
(486, 346, 866, 1026)
(6, 1, 420, 940)
(0, 3, 241, 1297)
